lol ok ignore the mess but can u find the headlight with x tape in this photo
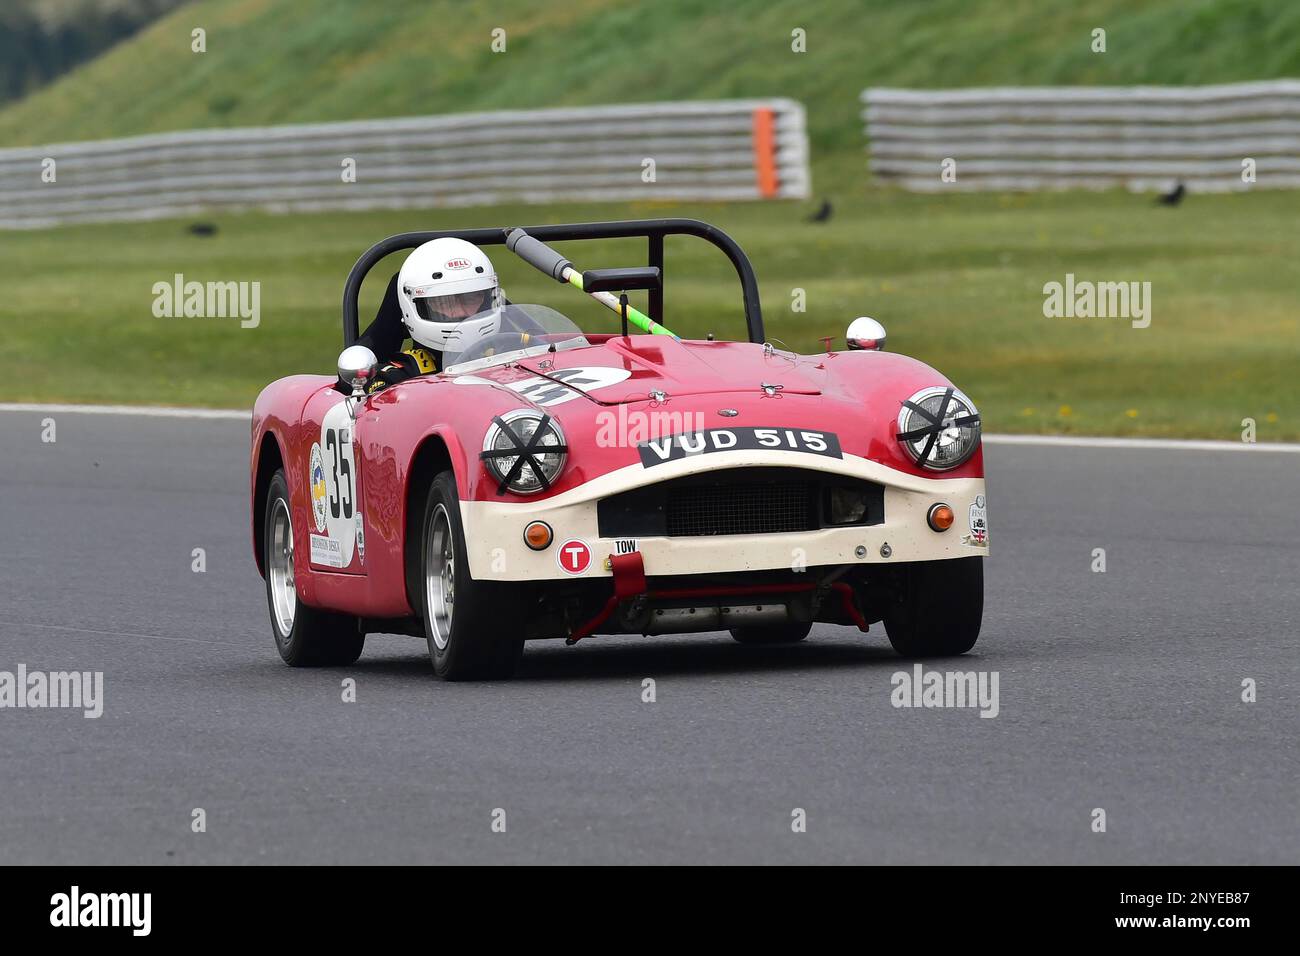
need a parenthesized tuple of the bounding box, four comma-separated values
(480, 409, 569, 495)
(895, 386, 981, 471)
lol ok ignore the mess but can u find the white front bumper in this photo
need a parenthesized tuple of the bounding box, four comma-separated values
(461, 450, 987, 581)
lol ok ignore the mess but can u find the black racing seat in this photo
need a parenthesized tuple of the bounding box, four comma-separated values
(356, 271, 407, 359)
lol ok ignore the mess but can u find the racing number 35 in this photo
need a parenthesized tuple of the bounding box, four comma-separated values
(324, 426, 354, 520)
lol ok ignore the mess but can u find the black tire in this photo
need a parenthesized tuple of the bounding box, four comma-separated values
(729, 621, 812, 645)
(418, 471, 524, 680)
(883, 557, 983, 657)
(263, 470, 364, 667)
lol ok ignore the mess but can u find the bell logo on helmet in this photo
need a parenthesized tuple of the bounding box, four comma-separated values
(444, 258, 472, 270)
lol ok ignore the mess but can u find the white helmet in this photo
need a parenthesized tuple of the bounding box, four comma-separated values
(397, 238, 501, 351)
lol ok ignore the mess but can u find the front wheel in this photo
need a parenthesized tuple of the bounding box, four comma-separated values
(419, 471, 524, 680)
(883, 557, 983, 657)
(263, 469, 364, 666)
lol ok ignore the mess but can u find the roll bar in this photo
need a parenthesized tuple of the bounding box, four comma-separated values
(341, 218, 764, 346)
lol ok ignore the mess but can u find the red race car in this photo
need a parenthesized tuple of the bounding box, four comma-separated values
(251, 219, 986, 679)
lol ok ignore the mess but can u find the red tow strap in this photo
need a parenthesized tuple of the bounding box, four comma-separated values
(610, 551, 647, 598)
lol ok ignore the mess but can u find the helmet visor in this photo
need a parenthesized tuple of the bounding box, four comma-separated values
(413, 289, 494, 323)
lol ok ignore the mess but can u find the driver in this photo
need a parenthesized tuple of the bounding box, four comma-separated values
(363, 237, 503, 393)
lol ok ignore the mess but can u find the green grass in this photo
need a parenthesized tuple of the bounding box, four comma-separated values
(4, 180, 1297, 441)
(0, 0, 1297, 439)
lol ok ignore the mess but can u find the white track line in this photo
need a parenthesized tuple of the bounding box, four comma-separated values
(0, 403, 1295, 453)
(981, 434, 1300, 453)
(0, 402, 249, 420)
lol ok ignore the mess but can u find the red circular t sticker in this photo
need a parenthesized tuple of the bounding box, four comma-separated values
(556, 539, 591, 575)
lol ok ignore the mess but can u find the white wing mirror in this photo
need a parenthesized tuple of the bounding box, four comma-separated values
(846, 316, 887, 351)
(337, 345, 377, 412)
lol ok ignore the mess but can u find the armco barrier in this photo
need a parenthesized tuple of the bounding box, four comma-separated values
(0, 99, 810, 228)
(862, 80, 1300, 191)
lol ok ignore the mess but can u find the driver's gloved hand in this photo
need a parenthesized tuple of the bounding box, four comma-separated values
(366, 347, 438, 394)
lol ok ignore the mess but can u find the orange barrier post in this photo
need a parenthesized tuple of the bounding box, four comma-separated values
(751, 107, 779, 199)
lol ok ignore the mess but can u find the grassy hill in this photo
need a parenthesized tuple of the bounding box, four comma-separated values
(0, 0, 1296, 160)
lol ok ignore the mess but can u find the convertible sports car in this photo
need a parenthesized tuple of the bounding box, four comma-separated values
(251, 219, 986, 679)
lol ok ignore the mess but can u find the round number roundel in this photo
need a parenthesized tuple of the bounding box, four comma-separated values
(318, 401, 359, 567)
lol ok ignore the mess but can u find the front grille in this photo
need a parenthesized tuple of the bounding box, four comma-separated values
(597, 467, 884, 539)
(666, 480, 812, 536)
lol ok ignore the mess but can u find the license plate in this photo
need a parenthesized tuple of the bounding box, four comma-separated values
(638, 427, 842, 467)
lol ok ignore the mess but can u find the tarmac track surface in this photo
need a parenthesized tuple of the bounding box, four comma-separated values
(0, 410, 1296, 864)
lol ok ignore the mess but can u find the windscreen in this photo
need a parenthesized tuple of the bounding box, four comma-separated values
(440, 304, 591, 373)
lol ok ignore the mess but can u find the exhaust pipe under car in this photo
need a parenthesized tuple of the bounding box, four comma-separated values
(637, 601, 793, 635)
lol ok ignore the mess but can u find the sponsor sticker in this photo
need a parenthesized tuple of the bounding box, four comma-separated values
(310, 534, 344, 568)
(964, 494, 989, 548)
(444, 257, 472, 270)
(638, 427, 841, 467)
(309, 443, 328, 532)
(557, 539, 592, 575)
